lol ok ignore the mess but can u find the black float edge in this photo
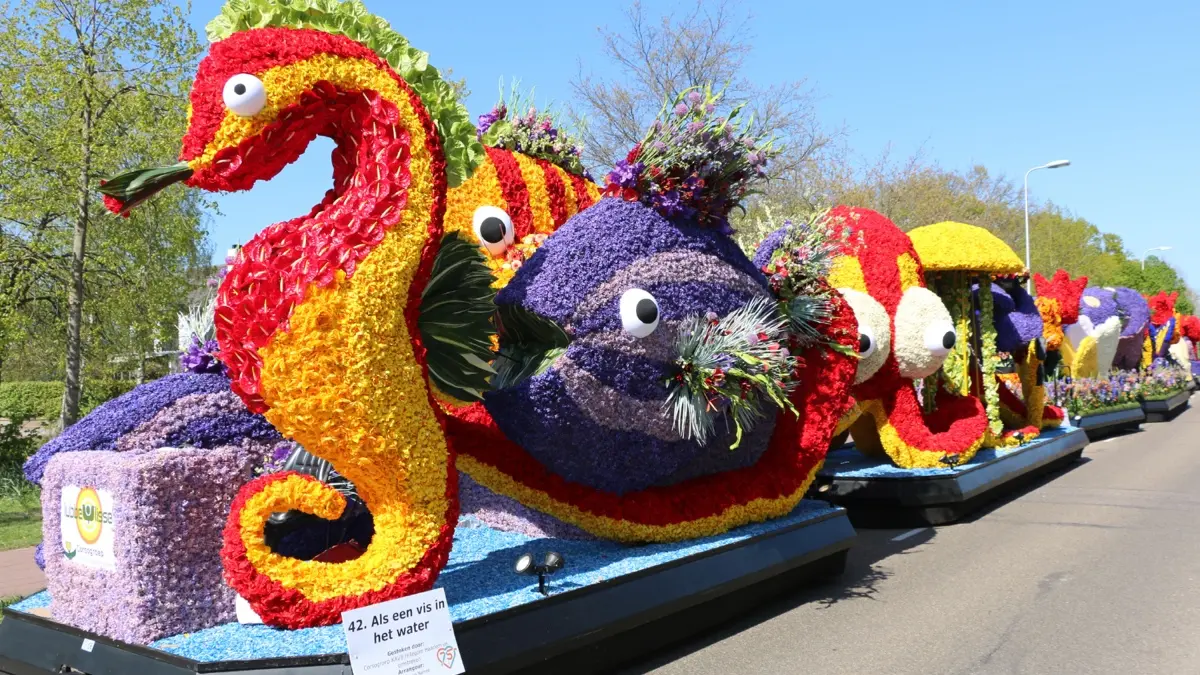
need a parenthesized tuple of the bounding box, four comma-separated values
(456, 506, 854, 674)
(1073, 406, 1145, 440)
(811, 428, 1090, 527)
(1142, 390, 1192, 423)
(0, 507, 855, 675)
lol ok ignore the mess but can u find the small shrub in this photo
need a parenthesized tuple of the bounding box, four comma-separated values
(0, 417, 38, 474)
(0, 383, 61, 420)
(0, 380, 137, 421)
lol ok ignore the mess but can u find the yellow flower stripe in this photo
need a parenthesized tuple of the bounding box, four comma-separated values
(556, 164, 579, 215)
(512, 153, 554, 234)
(829, 255, 867, 293)
(233, 58, 448, 601)
(444, 154, 506, 242)
(897, 252, 922, 291)
(191, 53, 419, 171)
(457, 456, 816, 543)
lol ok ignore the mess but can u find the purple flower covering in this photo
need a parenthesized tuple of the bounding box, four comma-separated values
(41, 446, 254, 645)
(458, 473, 595, 540)
(497, 199, 766, 327)
(752, 225, 789, 271)
(24, 374, 233, 485)
(114, 390, 281, 455)
(486, 198, 778, 494)
(975, 283, 1043, 353)
(1079, 287, 1119, 326)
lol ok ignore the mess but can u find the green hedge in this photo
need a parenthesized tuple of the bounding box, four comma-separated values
(0, 380, 137, 421)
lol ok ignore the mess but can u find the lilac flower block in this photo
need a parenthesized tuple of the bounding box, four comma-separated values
(41, 446, 254, 644)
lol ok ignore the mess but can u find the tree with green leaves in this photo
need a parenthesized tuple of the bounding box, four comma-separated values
(0, 0, 209, 425)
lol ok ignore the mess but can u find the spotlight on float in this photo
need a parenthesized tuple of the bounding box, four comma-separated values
(513, 551, 566, 596)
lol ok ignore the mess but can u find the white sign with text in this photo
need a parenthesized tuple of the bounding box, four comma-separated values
(60, 485, 116, 571)
(341, 587, 464, 674)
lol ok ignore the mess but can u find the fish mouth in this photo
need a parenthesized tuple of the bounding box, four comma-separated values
(490, 303, 572, 391)
(99, 162, 194, 215)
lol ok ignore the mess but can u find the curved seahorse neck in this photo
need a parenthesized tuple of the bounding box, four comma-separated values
(217, 83, 425, 414)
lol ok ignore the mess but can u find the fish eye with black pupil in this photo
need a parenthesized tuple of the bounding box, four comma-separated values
(858, 333, 872, 354)
(222, 74, 266, 118)
(472, 205, 514, 255)
(620, 289, 660, 338)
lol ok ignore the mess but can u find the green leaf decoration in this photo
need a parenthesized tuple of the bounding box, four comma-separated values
(207, 0, 484, 187)
(491, 304, 570, 391)
(418, 232, 497, 401)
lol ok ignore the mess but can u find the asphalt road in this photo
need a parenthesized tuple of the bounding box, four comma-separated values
(622, 395, 1200, 675)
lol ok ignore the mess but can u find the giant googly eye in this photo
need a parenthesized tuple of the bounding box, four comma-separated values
(838, 289, 891, 384)
(924, 323, 956, 357)
(857, 325, 879, 358)
(893, 286, 955, 379)
(619, 289, 659, 338)
(223, 74, 266, 118)
(473, 206, 514, 256)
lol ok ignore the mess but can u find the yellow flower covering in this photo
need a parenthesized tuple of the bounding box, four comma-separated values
(908, 221, 1025, 274)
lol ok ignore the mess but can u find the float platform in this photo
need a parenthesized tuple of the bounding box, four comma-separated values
(811, 426, 1089, 527)
(1072, 405, 1145, 440)
(0, 500, 854, 675)
(1142, 390, 1191, 423)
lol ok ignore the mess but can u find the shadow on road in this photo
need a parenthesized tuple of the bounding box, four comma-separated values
(615, 450, 1104, 673)
(614, 525, 935, 674)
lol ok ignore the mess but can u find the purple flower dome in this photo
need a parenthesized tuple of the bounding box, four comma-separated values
(487, 198, 775, 495)
(23, 373, 281, 485)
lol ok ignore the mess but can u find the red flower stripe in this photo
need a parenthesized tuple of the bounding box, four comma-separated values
(570, 172, 596, 210)
(536, 158, 569, 226)
(486, 146, 534, 239)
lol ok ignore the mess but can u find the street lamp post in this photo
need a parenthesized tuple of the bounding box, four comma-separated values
(1024, 159, 1071, 292)
(1141, 246, 1171, 271)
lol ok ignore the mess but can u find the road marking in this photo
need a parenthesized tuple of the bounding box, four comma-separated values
(892, 528, 927, 542)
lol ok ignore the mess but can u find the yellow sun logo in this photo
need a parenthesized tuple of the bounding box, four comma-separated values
(75, 487, 103, 545)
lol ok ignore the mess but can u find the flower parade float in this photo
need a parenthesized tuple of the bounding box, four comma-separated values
(809, 219, 1087, 527)
(0, 5, 857, 674)
(909, 221, 1063, 446)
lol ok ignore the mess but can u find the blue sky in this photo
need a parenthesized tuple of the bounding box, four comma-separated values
(185, 0, 1199, 283)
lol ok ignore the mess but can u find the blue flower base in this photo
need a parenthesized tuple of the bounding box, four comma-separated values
(9, 500, 847, 667)
(820, 424, 1077, 479)
(814, 425, 1089, 526)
